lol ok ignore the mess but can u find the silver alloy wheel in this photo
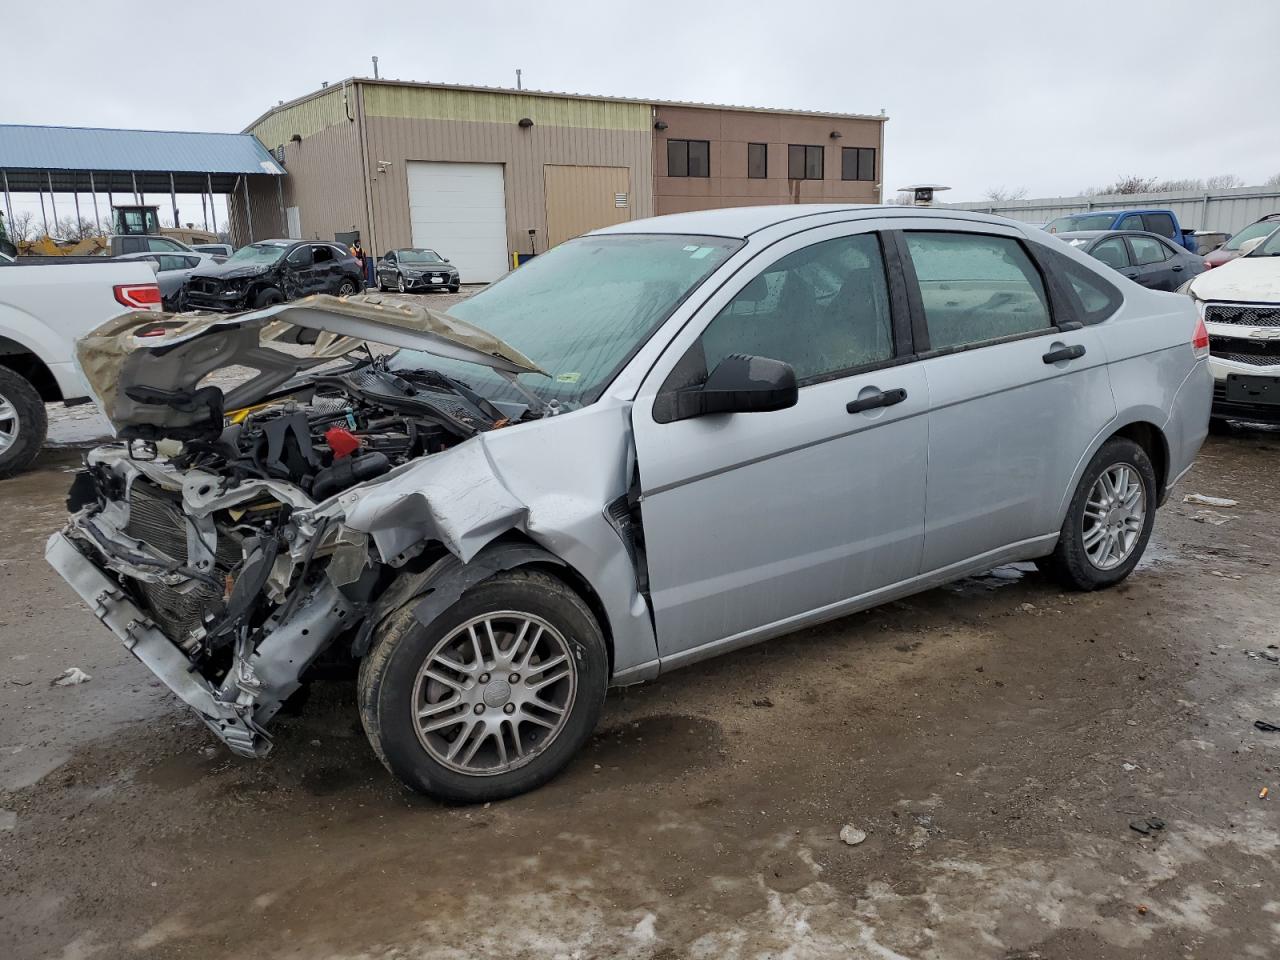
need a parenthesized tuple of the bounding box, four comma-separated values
(0, 391, 18, 454)
(412, 611, 577, 776)
(338, 280, 357, 296)
(1082, 463, 1146, 570)
(397, 276, 407, 294)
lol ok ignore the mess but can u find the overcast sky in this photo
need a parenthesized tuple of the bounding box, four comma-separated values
(4, 0, 1279, 220)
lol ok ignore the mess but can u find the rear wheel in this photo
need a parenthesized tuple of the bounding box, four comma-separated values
(358, 569, 608, 802)
(1044, 437, 1156, 591)
(337, 279, 358, 297)
(0, 368, 47, 480)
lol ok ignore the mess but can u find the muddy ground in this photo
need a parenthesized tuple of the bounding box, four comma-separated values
(2, 404, 1278, 958)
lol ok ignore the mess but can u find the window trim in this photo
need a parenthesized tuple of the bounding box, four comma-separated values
(841, 146, 877, 182)
(1027, 241, 1123, 327)
(890, 228, 1064, 359)
(747, 142, 768, 179)
(667, 138, 711, 178)
(788, 144, 824, 180)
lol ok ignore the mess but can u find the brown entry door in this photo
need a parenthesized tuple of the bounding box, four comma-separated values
(543, 165, 632, 248)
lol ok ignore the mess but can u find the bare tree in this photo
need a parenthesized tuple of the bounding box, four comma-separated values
(1267, 172, 1280, 188)
(1152, 178, 1203, 192)
(984, 186, 1028, 202)
(54, 216, 100, 241)
(4, 211, 37, 242)
(1204, 173, 1243, 190)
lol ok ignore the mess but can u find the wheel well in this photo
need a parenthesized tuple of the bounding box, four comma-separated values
(0, 341, 61, 402)
(489, 533, 617, 677)
(1112, 421, 1169, 501)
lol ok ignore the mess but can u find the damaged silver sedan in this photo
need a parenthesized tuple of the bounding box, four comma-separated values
(49, 206, 1211, 801)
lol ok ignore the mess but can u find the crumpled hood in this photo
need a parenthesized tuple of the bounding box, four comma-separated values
(188, 260, 271, 281)
(77, 293, 547, 435)
(1189, 255, 1280, 303)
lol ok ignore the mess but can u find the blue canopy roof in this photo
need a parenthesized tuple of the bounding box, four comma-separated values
(0, 124, 283, 193)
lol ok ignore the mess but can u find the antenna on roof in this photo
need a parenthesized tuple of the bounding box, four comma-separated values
(372, 56, 380, 80)
(516, 68, 522, 91)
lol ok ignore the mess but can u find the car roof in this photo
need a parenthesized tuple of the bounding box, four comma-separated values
(592, 204, 1032, 240)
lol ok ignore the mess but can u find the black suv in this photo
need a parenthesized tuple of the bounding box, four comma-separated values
(183, 240, 364, 312)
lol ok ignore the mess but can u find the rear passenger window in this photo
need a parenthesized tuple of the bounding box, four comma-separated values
(698, 233, 894, 383)
(903, 232, 1051, 350)
(1142, 214, 1176, 239)
(1128, 236, 1168, 266)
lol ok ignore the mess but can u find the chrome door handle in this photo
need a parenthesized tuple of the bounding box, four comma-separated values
(846, 388, 907, 414)
(1043, 344, 1086, 364)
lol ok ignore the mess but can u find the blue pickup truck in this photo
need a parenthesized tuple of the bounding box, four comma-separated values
(1044, 209, 1198, 252)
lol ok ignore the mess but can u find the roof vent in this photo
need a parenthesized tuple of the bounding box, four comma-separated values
(518, 117, 534, 129)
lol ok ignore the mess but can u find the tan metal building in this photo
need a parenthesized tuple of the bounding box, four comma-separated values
(235, 80, 885, 282)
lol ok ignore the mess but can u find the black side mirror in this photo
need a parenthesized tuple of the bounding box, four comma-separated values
(668, 354, 798, 422)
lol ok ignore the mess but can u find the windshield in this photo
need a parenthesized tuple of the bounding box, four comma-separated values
(1046, 214, 1115, 233)
(228, 243, 287, 265)
(391, 233, 741, 409)
(1251, 228, 1280, 257)
(398, 248, 445, 264)
(1227, 220, 1280, 251)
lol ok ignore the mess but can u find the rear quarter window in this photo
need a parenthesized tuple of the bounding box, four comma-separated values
(1036, 245, 1123, 325)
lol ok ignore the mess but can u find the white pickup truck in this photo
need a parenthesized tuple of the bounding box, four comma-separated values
(0, 254, 161, 477)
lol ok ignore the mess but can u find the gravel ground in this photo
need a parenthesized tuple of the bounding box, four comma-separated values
(3, 346, 1279, 958)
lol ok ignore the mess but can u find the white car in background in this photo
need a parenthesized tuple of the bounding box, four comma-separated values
(1184, 231, 1280, 425)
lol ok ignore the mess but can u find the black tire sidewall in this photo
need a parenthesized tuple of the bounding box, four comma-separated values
(359, 570, 608, 802)
(0, 369, 47, 479)
(1052, 438, 1157, 590)
(253, 288, 284, 308)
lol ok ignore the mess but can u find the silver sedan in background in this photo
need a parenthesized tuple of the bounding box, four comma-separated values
(52, 205, 1211, 803)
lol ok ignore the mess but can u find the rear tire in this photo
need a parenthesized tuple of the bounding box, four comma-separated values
(1044, 437, 1156, 591)
(0, 368, 47, 480)
(1207, 417, 1232, 436)
(358, 569, 608, 803)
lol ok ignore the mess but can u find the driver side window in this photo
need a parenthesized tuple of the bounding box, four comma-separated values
(696, 233, 894, 385)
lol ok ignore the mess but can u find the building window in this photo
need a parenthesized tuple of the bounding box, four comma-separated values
(841, 147, 877, 182)
(788, 144, 824, 180)
(668, 139, 710, 178)
(748, 142, 767, 179)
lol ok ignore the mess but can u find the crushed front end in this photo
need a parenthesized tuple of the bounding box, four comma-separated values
(49, 297, 548, 756)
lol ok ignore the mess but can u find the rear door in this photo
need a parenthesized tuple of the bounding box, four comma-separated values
(630, 222, 929, 662)
(898, 224, 1117, 572)
(1125, 234, 1176, 290)
(281, 244, 317, 299)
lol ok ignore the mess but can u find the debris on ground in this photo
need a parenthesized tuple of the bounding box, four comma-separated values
(1246, 650, 1280, 664)
(1261, 787, 1270, 800)
(1137, 904, 1148, 915)
(1018, 602, 1038, 614)
(50, 667, 92, 687)
(1254, 720, 1280, 733)
(7, 678, 31, 687)
(1209, 570, 1243, 580)
(1183, 493, 1240, 508)
(751, 696, 775, 708)
(1191, 510, 1237, 525)
(1129, 817, 1166, 836)
(839, 825, 868, 846)
(1122, 762, 1138, 772)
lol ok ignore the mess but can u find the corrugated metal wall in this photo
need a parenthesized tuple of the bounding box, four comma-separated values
(363, 85, 649, 131)
(544, 165, 633, 247)
(362, 112, 653, 259)
(947, 186, 1280, 234)
(251, 89, 352, 150)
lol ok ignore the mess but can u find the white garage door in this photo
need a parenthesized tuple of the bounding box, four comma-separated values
(406, 161, 509, 283)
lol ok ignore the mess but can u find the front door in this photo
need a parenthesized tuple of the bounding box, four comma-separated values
(895, 226, 1117, 572)
(1125, 235, 1177, 291)
(630, 224, 929, 663)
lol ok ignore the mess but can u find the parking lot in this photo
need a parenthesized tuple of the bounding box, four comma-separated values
(2, 415, 1278, 958)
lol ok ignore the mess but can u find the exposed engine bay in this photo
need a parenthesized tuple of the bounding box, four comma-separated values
(47, 297, 571, 758)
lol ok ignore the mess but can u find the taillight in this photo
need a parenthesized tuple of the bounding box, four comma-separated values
(1192, 315, 1209, 359)
(113, 283, 163, 311)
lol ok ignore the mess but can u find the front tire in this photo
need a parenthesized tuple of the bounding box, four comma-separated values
(1044, 437, 1156, 591)
(397, 276, 407, 294)
(448, 284, 460, 293)
(358, 569, 608, 802)
(0, 368, 46, 480)
(252, 287, 284, 308)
